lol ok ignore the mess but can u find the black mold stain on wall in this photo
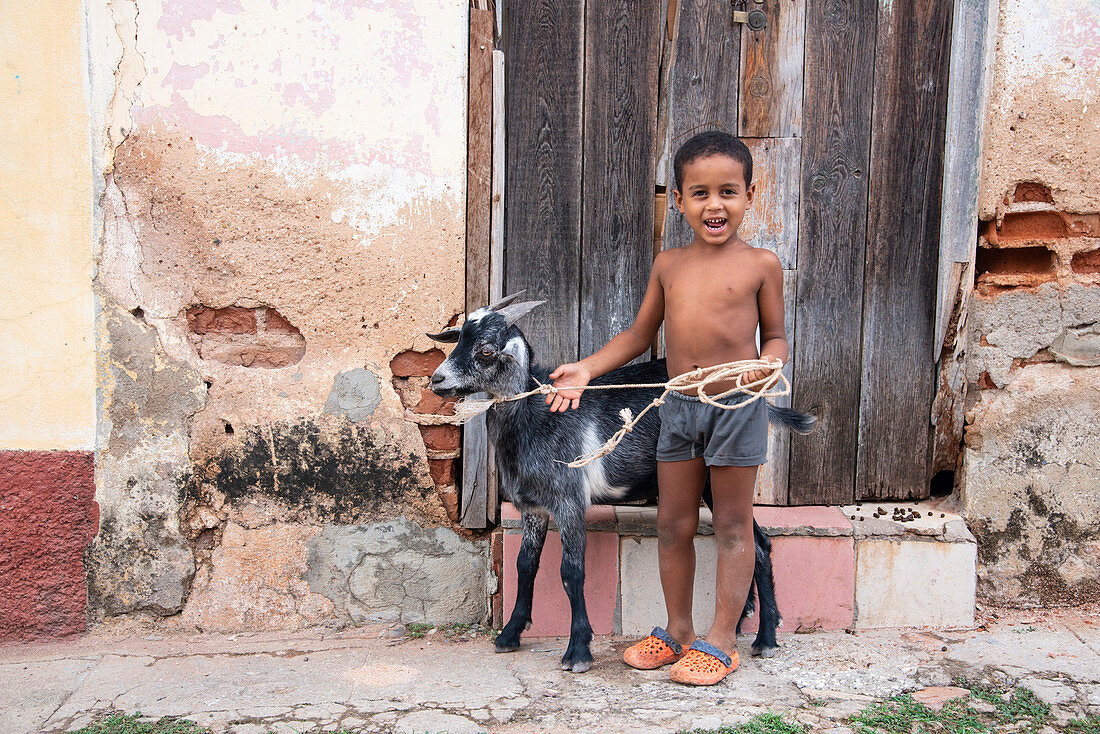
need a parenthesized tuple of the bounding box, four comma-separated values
(182, 418, 441, 525)
(972, 485, 1100, 606)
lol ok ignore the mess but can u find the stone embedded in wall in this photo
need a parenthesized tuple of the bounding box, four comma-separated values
(962, 363, 1100, 606)
(88, 301, 204, 618)
(187, 306, 305, 368)
(324, 368, 382, 422)
(0, 451, 97, 641)
(303, 518, 489, 625)
(1051, 322, 1100, 367)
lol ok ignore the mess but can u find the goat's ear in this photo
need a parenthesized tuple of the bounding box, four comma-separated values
(487, 291, 526, 312)
(425, 327, 461, 343)
(497, 300, 545, 327)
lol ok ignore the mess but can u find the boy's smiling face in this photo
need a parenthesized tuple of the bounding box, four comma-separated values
(673, 153, 755, 246)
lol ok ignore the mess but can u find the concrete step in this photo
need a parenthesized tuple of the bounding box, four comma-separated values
(498, 501, 976, 637)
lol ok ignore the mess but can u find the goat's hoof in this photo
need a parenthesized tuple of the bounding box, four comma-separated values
(568, 659, 592, 673)
(751, 644, 779, 658)
(495, 642, 521, 653)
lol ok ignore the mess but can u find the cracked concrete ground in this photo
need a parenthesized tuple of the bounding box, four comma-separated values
(2, 606, 1098, 734)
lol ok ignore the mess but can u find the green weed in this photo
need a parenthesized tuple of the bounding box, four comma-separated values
(850, 693, 986, 734)
(1067, 716, 1100, 734)
(969, 684, 1051, 726)
(71, 712, 213, 734)
(682, 711, 808, 734)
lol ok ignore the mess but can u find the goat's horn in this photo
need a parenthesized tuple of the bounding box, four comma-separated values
(487, 291, 526, 312)
(497, 300, 545, 327)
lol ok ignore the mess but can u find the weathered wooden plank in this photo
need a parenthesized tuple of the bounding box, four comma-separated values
(461, 8, 496, 530)
(461, 409, 490, 527)
(579, 0, 662, 357)
(485, 48, 506, 525)
(741, 138, 800, 269)
(788, 0, 877, 506)
(754, 272, 796, 506)
(856, 0, 952, 500)
(466, 8, 494, 315)
(662, 0, 742, 251)
(739, 0, 805, 138)
(934, 0, 998, 355)
(503, 0, 585, 366)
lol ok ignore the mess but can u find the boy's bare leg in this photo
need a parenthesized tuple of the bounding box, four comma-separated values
(656, 458, 708, 648)
(705, 464, 759, 654)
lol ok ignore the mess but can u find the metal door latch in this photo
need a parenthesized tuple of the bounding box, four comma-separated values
(731, 0, 767, 31)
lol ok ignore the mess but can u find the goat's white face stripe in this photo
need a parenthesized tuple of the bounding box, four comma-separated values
(503, 336, 527, 368)
(467, 308, 490, 323)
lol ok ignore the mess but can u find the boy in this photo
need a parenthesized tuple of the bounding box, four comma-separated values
(546, 131, 787, 685)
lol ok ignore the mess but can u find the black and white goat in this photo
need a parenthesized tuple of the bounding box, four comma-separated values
(428, 294, 814, 672)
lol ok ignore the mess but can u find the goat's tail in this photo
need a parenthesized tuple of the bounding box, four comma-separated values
(766, 404, 817, 434)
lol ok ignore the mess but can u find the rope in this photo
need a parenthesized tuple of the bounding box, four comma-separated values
(403, 358, 788, 467)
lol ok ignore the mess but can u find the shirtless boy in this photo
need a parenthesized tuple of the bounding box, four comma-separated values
(546, 131, 787, 685)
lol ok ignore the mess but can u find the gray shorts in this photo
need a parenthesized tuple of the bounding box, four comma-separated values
(656, 390, 768, 466)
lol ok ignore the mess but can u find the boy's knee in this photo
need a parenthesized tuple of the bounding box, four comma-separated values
(657, 515, 698, 545)
(712, 517, 751, 550)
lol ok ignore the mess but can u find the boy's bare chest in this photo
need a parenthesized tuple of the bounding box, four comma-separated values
(663, 257, 761, 309)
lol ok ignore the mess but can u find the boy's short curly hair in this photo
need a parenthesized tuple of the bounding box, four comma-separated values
(673, 131, 753, 191)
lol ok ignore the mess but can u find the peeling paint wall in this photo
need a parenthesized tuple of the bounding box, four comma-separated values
(87, 0, 484, 629)
(963, 0, 1100, 606)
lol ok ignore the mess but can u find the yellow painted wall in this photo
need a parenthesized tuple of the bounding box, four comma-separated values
(0, 0, 94, 450)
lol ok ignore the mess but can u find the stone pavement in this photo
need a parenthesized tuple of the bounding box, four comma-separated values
(2, 606, 1098, 734)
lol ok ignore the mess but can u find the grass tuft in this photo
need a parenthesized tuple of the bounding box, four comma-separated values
(969, 684, 1051, 726)
(850, 693, 986, 734)
(1067, 716, 1100, 734)
(72, 712, 213, 734)
(682, 712, 808, 734)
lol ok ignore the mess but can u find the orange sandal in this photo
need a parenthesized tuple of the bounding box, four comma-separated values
(669, 640, 738, 685)
(623, 627, 685, 670)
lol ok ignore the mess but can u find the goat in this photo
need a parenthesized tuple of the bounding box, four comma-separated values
(427, 293, 815, 672)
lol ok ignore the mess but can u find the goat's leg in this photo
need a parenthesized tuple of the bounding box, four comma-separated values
(556, 510, 593, 673)
(495, 511, 549, 653)
(750, 519, 782, 657)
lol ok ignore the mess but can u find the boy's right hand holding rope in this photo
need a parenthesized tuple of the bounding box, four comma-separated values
(546, 362, 591, 412)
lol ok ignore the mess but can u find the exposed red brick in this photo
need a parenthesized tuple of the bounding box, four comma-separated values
(1072, 248, 1100, 275)
(1012, 182, 1053, 203)
(413, 388, 457, 416)
(263, 308, 301, 334)
(978, 372, 996, 390)
(186, 306, 257, 334)
(247, 347, 306, 368)
(428, 458, 456, 485)
(419, 424, 460, 451)
(997, 211, 1070, 240)
(0, 451, 97, 641)
(390, 348, 445, 378)
(976, 245, 1055, 279)
(438, 486, 460, 524)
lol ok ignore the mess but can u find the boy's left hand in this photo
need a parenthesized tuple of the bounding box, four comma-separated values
(740, 360, 782, 392)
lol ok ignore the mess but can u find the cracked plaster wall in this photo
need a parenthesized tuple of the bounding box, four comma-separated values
(88, 0, 480, 628)
(963, 0, 1100, 606)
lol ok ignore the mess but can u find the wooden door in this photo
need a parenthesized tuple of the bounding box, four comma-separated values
(501, 0, 951, 504)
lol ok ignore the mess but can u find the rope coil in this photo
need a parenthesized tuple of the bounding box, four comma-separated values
(404, 358, 788, 468)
